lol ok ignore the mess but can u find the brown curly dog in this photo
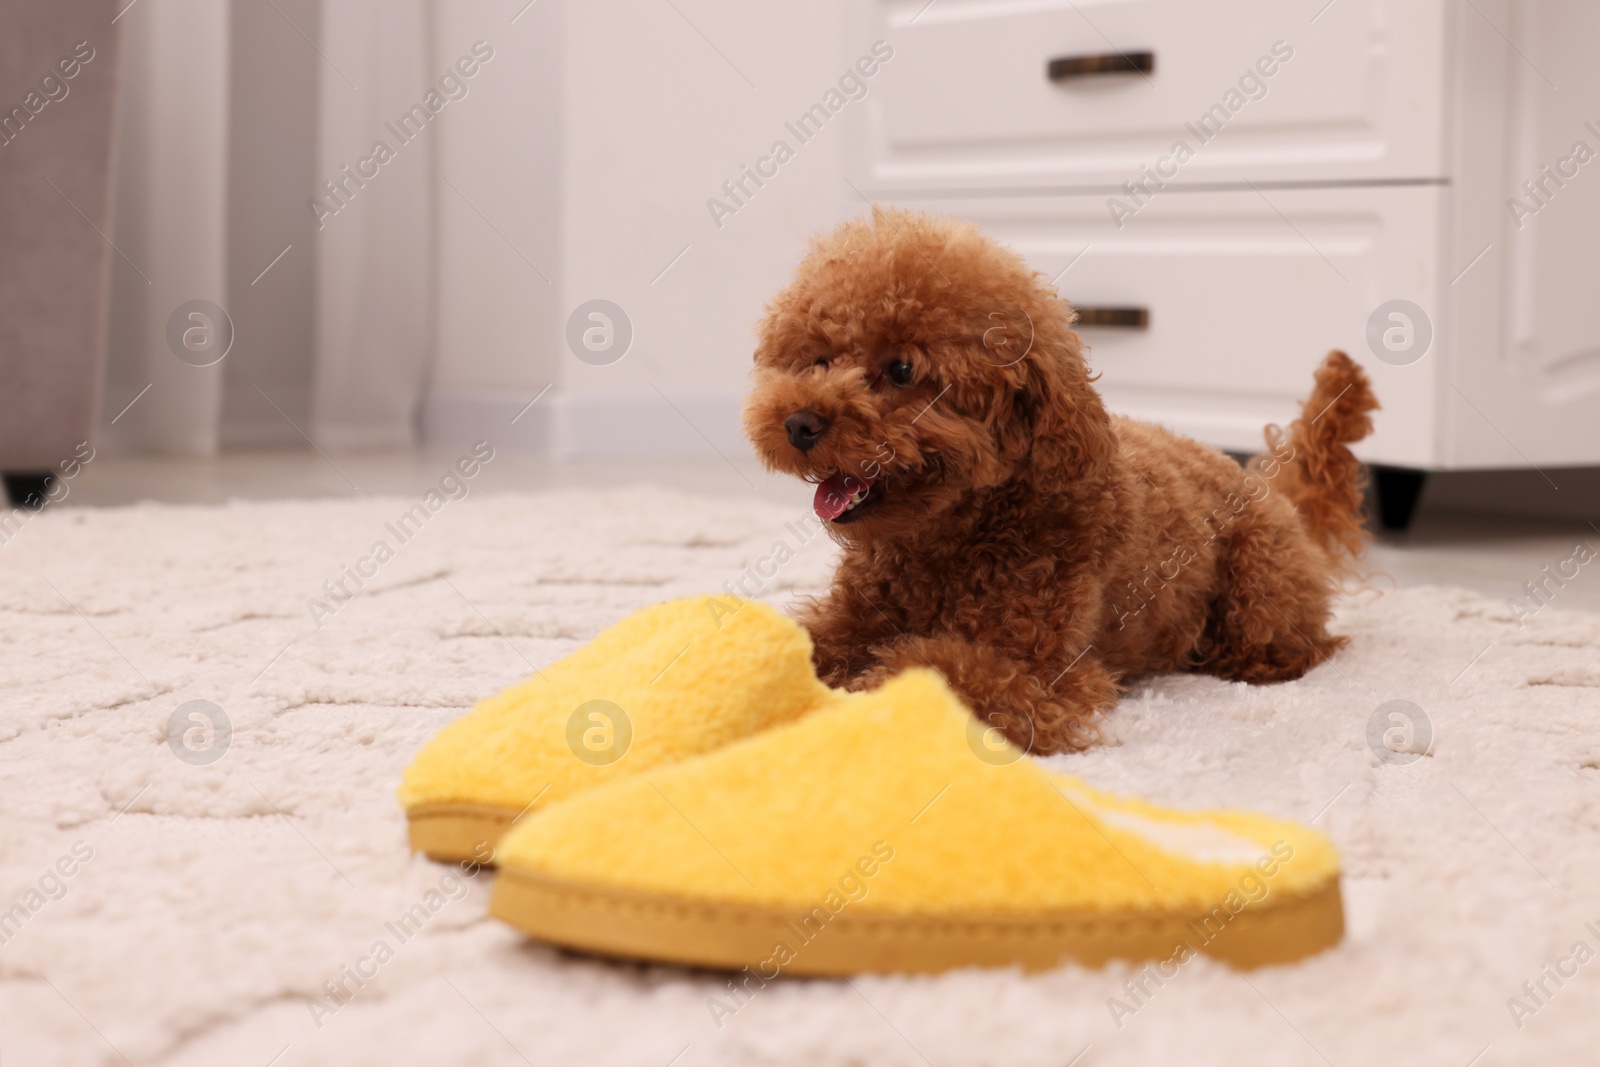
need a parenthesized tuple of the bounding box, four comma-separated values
(742, 208, 1378, 753)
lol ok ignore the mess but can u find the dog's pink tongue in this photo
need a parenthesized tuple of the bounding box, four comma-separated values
(814, 471, 868, 521)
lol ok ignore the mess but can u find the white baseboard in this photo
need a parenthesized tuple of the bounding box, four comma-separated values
(315, 421, 419, 452)
(552, 391, 753, 460)
(421, 388, 554, 454)
(421, 388, 753, 460)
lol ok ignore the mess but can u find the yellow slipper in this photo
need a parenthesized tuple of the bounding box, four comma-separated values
(398, 596, 833, 863)
(489, 669, 1343, 974)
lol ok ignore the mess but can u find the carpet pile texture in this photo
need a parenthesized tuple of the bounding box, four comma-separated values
(2, 489, 1597, 1066)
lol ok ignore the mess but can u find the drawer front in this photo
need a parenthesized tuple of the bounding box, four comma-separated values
(849, 0, 1446, 190)
(885, 187, 1444, 466)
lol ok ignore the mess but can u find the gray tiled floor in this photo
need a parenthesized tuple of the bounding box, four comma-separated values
(52, 449, 1600, 615)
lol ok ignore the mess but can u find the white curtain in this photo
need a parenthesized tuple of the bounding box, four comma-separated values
(102, 0, 230, 456)
(102, 0, 435, 456)
(312, 0, 435, 450)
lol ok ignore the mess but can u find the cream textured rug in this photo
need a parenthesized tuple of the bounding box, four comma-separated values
(2, 488, 1597, 1067)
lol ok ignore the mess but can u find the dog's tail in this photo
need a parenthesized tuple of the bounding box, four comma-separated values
(1261, 351, 1379, 565)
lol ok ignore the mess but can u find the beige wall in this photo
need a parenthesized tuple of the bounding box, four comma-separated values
(429, 0, 562, 397)
(424, 0, 865, 457)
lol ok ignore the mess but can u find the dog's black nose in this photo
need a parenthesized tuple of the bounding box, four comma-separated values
(784, 411, 829, 452)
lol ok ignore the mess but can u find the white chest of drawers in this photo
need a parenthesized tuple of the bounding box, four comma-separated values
(847, 0, 1600, 477)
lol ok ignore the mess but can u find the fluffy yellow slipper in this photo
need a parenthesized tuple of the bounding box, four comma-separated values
(489, 669, 1343, 974)
(399, 596, 833, 863)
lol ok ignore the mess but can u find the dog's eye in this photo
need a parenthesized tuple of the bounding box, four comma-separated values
(814, 357, 831, 370)
(887, 359, 913, 387)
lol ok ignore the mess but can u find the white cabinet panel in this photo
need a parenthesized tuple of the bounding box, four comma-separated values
(843, 0, 1600, 473)
(850, 0, 1447, 190)
(1442, 0, 1600, 468)
(894, 188, 1444, 465)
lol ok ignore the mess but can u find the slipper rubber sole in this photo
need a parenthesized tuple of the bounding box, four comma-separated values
(489, 865, 1345, 974)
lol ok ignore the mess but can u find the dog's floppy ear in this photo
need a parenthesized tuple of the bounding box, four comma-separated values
(1005, 315, 1112, 485)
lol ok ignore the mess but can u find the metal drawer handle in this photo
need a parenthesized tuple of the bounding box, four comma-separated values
(1047, 51, 1154, 80)
(1074, 306, 1149, 329)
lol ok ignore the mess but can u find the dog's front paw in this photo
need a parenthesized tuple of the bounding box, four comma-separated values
(810, 640, 881, 690)
(839, 663, 897, 693)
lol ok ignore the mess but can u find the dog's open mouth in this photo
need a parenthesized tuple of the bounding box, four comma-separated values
(814, 470, 884, 523)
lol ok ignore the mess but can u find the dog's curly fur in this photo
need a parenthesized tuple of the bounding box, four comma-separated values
(742, 209, 1379, 753)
